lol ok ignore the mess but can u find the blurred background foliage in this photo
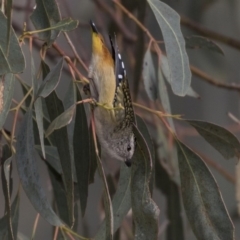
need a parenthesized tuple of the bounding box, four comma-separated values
(1, 0, 240, 239)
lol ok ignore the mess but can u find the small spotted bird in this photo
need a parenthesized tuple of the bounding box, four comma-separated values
(88, 21, 135, 167)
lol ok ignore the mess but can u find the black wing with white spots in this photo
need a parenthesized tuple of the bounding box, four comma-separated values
(109, 35, 135, 127)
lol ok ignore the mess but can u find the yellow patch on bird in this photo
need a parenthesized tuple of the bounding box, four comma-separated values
(92, 32, 103, 54)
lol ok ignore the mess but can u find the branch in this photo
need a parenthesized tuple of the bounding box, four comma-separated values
(181, 15, 240, 51)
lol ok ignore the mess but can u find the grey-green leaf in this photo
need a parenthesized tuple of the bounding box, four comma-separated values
(142, 49, 158, 101)
(0, 191, 20, 239)
(45, 104, 76, 137)
(177, 140, 234, 240)
(131, 125, 160, 240)
(95, 164, 131, 240)
(51, 18, 79, 32)
(0, 11, 25, 74)
(16, 110, 63, 226)
(160, 55, 199, 99)
(30, 0, 61, 45)
(185, 36, 224, 55)
(37, 58, 63, 98)
(187, 120, 240, 159)
(0, 74, 15, 129)
(73, 87, 90, 217)
(147, 0, 191, 96)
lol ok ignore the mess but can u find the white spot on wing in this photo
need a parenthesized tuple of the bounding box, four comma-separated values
(118, 53, 121, 59)
(33, 4, 37, 9)
(121, 61, 125, 69)
(118, 74, 123, 79)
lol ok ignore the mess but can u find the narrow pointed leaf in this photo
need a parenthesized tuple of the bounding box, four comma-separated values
(1, 145, 14, 240)
(45, 87, 74, 226)
(185, 36, 224, 55)
(0, 11, 25, 74)
(73, 87, 90, 216)
(0, 191, 20, 239)
(131, 125, 160, 240)
(32, 56, 45, 159)
(177, 140, 234, 240)
(6, 0, 12, 55)
(45, 104, 76, 137)
(155, 159, 184, 240)
(95, 164, 131, 239)
(16, 110, 63, 226)
(142, 49, 158, 101)
(51, 18, 79, 32)
(30, 0, 61, 45)
(147, 0, 191, 96)
(187, 120, 240, 159)
(37, 58, 63, 98)
(0, 74, 15, 129)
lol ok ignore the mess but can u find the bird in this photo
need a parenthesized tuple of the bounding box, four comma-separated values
(87, 21, 135, 167)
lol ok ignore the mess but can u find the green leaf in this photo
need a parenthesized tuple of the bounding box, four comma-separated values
(142, 49, 157, 101)
(0, 191, 20, 239)
(185, 36, 224, 55)
(48, 163, 70, 226)
(73, 87, 90, 216)
(136, 115, 155, 193)
(31, 56, 45, 159)
(45, 87, 74, 226)
(177, 140, 234, 239)
(147, 0, 191, 96)
(186, 120, 240, 159)
(0, 11, 25, 74)
(16, 110, 63, 226)
(95, 164, 131, 240)
(131, 125, 160, 240)
(0, 74, 15, 129)
(160, 54, 198, 99)
(157, 66, 175, 131)
(6, 0, 12, 55)
(37, 58, 63, 98)
(45, 104, 76, 137)
(30, 0, 61, 45)
(155, 159, 184, 240)
(1, 145, 14, 240)
(51, 18, 79, 32)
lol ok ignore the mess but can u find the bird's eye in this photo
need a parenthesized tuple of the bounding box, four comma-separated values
(127, 145, 131, 151)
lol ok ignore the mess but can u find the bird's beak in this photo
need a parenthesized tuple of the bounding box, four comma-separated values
(90, 20, 98, 33)
(125, 159, 132, 167)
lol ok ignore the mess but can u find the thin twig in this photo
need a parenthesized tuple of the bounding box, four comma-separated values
(93, 0, 137, 42)
(63, 32, 88, 71)
(191, 65, 240, 91)
(181, 15, 240, 51)
(31, 213, 40, 240)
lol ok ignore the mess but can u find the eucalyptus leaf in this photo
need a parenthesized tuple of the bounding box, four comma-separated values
(16, 110, 63, 226)
(147, 0, 191, 96)
(160, 54, 198, 98)
(6, 0, 12, 55)
(31, 56, 45, 159)
(1, 145, 14, 240)
(30, 0, 61, 45)
(187, 120, 240, 159)
(0, 191, 20, 239)
(45, 86, 74, 226)
(0, 74, 15, 129)
(0, 11, 25, 74)
(73, 87, 90, 216)
(45, 104, 76, 137)
(185, 36, 224, 55)
(37, 58, 63, 98)
(142, 49, 158, 101)
(51, 18, 79, 32)
(95, 164, 131, 240)
(177, 140, 234, 239)
(131, 125, 160, 240)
